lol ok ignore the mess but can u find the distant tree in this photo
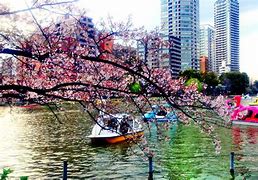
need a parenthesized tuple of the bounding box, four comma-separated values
(202, 72, 219, 87)
(179, 69, 203, 81)
(202, 72, 219, 95)
(251, 80, 258, 94)
(242, 72, 250, 89)
(219, 72, 249, 95)
(180, 69, 219, 95)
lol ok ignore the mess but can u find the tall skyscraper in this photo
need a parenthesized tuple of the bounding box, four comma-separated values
(137, 34, 181, 77)
(199, 24, 215, 72)
(137, 37, 166, 69)
(169, 36, 181, 77)
(161, 0, 200, 71)
(214, 0, 239, 74)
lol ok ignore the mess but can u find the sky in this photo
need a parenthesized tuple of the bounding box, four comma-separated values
(5, 0, 258, 80)
(78, 0, 258, 81)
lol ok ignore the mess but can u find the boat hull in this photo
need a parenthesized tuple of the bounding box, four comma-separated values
(232, 120, 258, 126)
(90, 131, 144, 144)
(146, 118, 177, 122)
(249, 103, 258, 106)
(144, 114, 177, 123)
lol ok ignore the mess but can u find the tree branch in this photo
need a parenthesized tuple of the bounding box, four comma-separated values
(0, 0, 78, 16)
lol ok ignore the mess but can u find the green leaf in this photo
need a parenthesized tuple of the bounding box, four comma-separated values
(20, 176, 29, 180)
(1, 168, 13, 180)
(186, 78, 203, 92)
(129, 82, 142, 93)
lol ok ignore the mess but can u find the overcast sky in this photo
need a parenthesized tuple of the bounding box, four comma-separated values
(6, 0, 258, 80)
(78, 0, 258, 80)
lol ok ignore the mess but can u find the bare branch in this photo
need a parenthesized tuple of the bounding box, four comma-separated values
(0, 0, 78, 16)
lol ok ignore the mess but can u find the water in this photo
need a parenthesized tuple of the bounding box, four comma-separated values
(1, 106, 258, 179)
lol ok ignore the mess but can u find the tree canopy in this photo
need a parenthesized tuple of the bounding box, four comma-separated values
(251, 80, 258, 94)
(180, 69, 252, 95)
(219, 72, 249, 95)
(179, 69, 219, 95)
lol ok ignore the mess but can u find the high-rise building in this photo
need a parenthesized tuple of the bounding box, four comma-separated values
(137, 34, 181, 77)
(77, 16, 96, 56)
(169, 36, 181, 77)
(161, 0, 200, 71)
(199, 24, 215, 72)
(137, 37, 163, 69)
(214, 0, 239, 74)
(200, 56, 208, 73)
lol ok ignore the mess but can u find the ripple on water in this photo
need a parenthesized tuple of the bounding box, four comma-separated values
(2, 108, 258, 179)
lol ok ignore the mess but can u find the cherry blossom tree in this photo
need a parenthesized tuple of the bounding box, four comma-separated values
(0, 0, 233, 157)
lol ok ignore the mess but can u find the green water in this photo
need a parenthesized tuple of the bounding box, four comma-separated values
(160, 125, 231, 179)
(1, 106, 258, 179)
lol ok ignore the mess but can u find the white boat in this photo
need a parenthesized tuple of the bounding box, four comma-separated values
(88, 113, 144, 144)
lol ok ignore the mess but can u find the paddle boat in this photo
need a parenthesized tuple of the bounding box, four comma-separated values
(88, 113, 144, 144)
(143, 104, 177, 122)
(229, 95, 258, 126)
(242, 94, 252, 100)
(249, 98, 258, 106)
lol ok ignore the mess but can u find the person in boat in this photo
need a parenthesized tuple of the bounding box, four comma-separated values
(119, 117, 130, 134)
(226, 99, 236, 110)
(107, 117, 118, 131)
(227, 100, 234, 107)
(157, 105, 167, 116)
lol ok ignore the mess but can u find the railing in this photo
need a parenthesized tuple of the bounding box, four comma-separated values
(62, 159, 154, 180)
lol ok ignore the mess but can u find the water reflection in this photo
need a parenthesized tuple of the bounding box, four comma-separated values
(0, 107, 153, 179)
(161, 124, 231, 179)
(246, 127, 257, 144)
(231, 126, 258, 178)
(232, 126, 258, 147)
(1, 106, 258, 179)
(232, 127, 243, 151)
